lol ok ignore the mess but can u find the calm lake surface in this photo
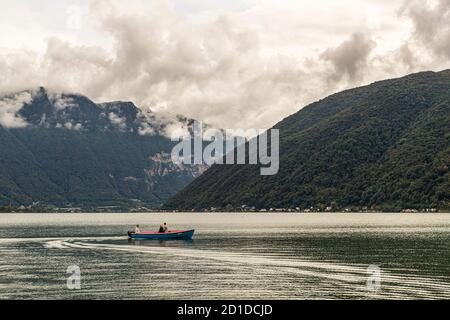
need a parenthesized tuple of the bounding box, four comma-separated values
(0, 212, 449, 300)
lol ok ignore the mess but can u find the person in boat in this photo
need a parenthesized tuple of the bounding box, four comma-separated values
(134, 225, 141, 233)
(158, 223, 169, 233)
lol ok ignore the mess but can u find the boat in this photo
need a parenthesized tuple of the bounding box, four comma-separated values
(127, 229, 195, 240)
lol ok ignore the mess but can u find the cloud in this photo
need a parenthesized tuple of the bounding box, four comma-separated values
(400, 0, 450, 60)
(63, 122, 83, 130)
(51, 95, 78, 110)
(108, 112, 127, 131)
(321, 33, 375, 84)
(396, 43, 416, 71)
(0, 0, 449, 131)
(0, 91, 33, 128)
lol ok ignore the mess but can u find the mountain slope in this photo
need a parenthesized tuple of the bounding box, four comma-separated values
(0, 88, 205, 209)
(165, 70, 450, 211)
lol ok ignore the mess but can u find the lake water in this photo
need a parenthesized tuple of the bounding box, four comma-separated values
(0, 212, 449, 300)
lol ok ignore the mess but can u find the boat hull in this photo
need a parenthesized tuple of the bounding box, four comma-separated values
(128, 229, 195, 240)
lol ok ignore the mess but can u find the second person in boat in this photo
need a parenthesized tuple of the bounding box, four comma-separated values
(158, 223, 168, 233)
(158, 222, 168, 233)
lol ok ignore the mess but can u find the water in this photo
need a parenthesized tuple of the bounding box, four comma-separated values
(0, 212, 449, 300)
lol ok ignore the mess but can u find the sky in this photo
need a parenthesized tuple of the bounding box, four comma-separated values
(0, 0, 449, 129)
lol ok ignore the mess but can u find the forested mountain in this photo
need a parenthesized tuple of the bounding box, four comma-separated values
(165, 70, 450, 212)
(0, 88, 206, 210)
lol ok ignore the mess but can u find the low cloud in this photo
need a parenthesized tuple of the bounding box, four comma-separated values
(62, 122, 83, 131)
(0, 92, 32, 128)
(321, 33, 375, 84)
(108, 112, 127, 131)
(51, 95, 78, 110)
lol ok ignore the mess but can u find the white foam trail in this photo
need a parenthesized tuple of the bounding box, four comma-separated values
(43, 237, 125, 249)
(0, 236, 125, 244)
(45, 239, 450, 299)
(43, 240, 68, 249)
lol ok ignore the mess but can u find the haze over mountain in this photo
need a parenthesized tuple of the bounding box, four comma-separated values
(165, 70, 450, 212)
(0, 87, 207, 210)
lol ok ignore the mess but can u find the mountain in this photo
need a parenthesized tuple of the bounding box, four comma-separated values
(165, 70, 450, 212)
(0, 87, 206, 210)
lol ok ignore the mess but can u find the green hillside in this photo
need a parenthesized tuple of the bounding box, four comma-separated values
(165, 70, 450, 212)
(0, 89, 205, 210)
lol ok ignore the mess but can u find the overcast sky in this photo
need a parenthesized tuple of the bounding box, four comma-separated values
(0, 0, 449, 129)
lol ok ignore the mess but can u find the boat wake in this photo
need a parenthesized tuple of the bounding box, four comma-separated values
(42, 237, 124, 248)
(41, 238, 450, 299)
